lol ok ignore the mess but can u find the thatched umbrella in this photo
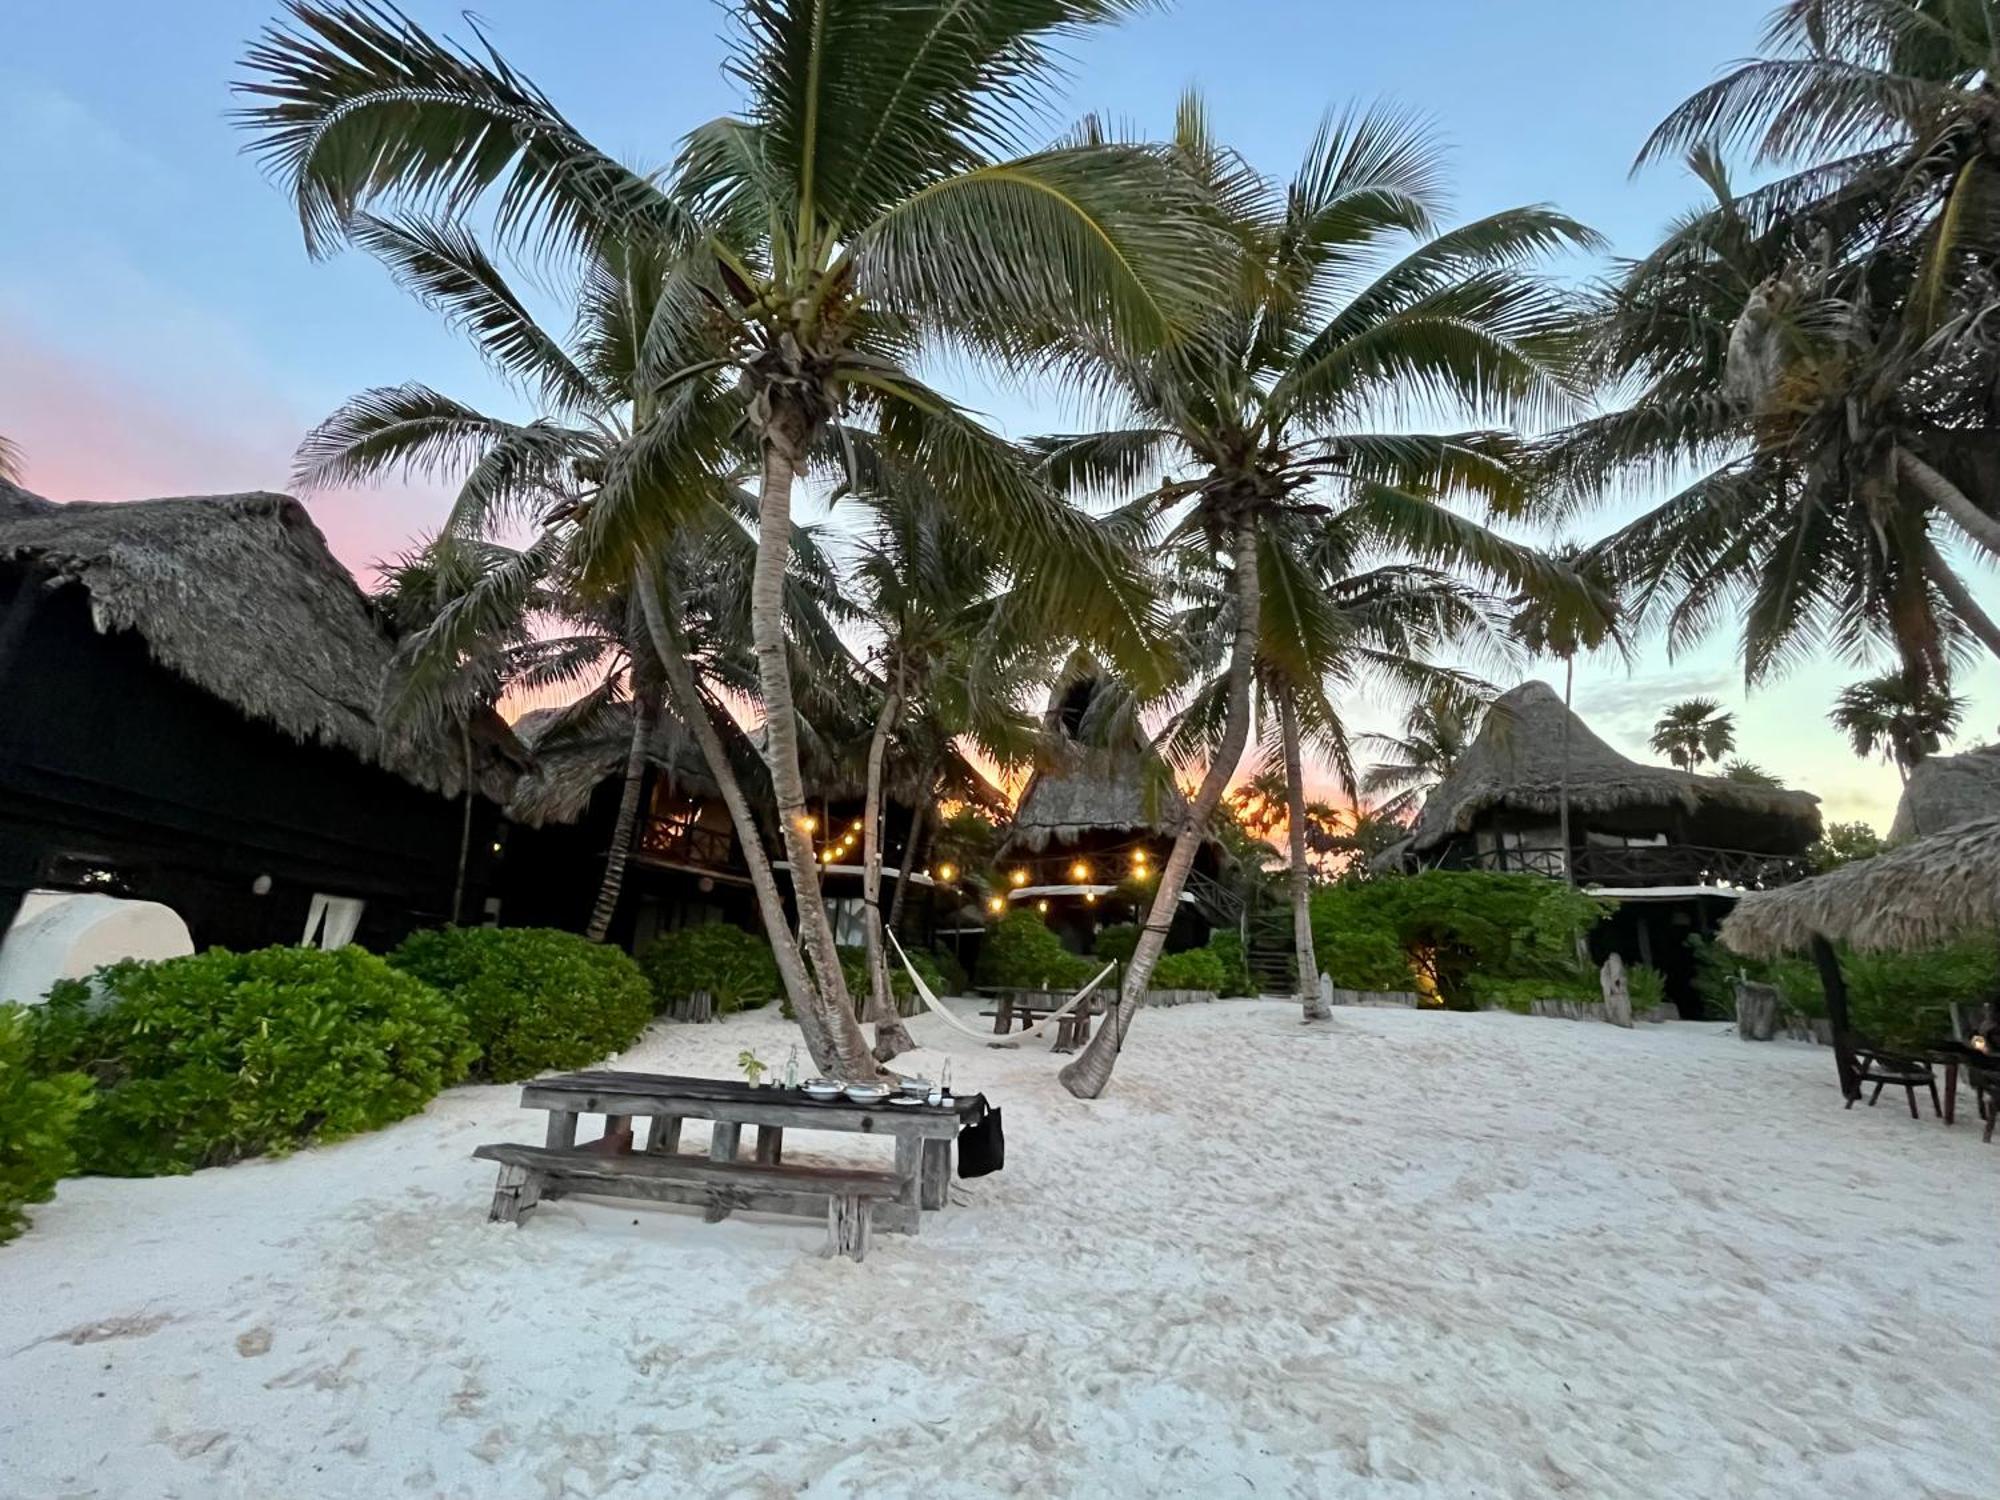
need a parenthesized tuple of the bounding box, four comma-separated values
(1406, 680, 1821, 855)
(1721, 814, 2000, 958)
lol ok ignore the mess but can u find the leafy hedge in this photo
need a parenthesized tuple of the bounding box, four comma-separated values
(1204, 930, 1255, 997)
(390, 926, 651, 1082)
(1093, 923, 1140, 965)
(1693, 935, 1996, 1049)
(29, 947, 473, 1177)
(1151, 946, 1227, 994)
(976, 912, 1094, 989)
(1311, 872, 1609, 1009)
(638, 924, 780, 1014)
(1, 1005, 92, 1242)
(836, 944, 948, 1010)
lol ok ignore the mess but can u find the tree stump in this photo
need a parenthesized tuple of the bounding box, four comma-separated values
(1734, 981, 1781, 1041)
(1600, 953, 1632, 1028)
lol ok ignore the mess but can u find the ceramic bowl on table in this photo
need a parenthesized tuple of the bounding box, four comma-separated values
(800, 1079, 844, 1101)
(842, 1081, 893, 1105)
(895, 1077, 932, 1099)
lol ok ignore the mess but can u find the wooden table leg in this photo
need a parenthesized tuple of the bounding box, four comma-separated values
(994, 996, 1013, 1035)
(755, 1125, 784, 1164)
(894, 1135, 923, 1234)
(709, 1122, 742, 1162)
(647, 1115, 683, 1155)
(602, 1114, 633, 1152)
(545, 1110, 579, 1149)
(920, 1137, 950, 1209)
(1944, 1060, 1959, 1125)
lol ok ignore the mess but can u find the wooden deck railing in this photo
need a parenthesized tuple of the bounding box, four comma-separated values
(638, 820, 741, 872)
(1445, 843, 1810, 890)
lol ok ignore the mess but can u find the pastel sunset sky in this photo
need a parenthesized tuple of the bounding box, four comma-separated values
(5, 1, 1994, 828)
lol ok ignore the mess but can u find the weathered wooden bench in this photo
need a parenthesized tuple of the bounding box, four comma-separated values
(473, 1142, 900, 1261)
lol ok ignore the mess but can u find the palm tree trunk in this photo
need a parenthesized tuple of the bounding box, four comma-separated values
(453, 719, 473, 925)
(1061, 520, 1262, 1099)
(1558, 655, 1575, 885)
(585, 693, 653, 943)
(1901, 450, 2000, 560)
(862, 679, 915, 1061)
(1923, 538, 2000, 662)
(888, 751, 939, 938)
(635, 569, 849, 1075)
(749, 428, 877, 1079)
(1278, 686, 1326, 1021)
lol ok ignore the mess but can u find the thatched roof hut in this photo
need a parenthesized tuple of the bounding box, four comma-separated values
(999, 674, 1192, 857)
(0, 483, 524, 802)
(506, 702, 744, 827)
(1407, 681, 1821, 853)
(1721, 814, 2000, 957)
(1889, 745, 2000, 841)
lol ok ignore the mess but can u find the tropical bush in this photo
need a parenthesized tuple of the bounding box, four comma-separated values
(1150, 946, 1228, 994)
(1, 1005, 92, 1242)
(1460, 972, 1601, 1012)
(1204, 930, 1255, 997)
(1626, 964, 1667, 1014)
(1310, 872, 1608, 1009)
(637, 924, 780, 1014)
(927, 944, 968, 998)
(28, 946, 472, 1177)
(1093, 923, 1140, 965)
(390, 926, 650, 1082)
(976, 912, 1094, 990)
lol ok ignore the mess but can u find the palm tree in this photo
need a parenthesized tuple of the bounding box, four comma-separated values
(841, 465, 1051, 1060)
(290, 217, 866, 1072)
(1034, 98, 1596, 1088)
(238, 0, 1216, 1078)
(0, 435, 22, 483)
(1719, 759, 1783, 787)
(1359, 686, 1491, 822)
(1829, 671, 1965, 780)
(1649, 698, 1737, 771)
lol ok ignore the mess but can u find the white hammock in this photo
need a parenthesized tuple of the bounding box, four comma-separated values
(886, 929, 1115, 1047)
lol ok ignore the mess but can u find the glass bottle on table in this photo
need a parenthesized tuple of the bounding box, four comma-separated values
(784, 1044, 800, 1092)
(939, 1059, 952, 1107)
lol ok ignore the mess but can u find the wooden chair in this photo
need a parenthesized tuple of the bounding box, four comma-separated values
(1810, 937, 1940, 1120)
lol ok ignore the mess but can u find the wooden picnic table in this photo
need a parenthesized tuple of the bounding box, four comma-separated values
(497, 1070, 981, 1236)
(976, 986, 1103, 1051)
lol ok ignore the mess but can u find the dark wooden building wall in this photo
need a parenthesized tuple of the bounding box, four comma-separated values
(0, 569, 497, 951)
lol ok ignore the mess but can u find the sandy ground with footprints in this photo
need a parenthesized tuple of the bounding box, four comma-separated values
(1, 1000, 1992, 1499)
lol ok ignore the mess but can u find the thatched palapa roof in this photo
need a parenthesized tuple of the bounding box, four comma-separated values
(1889, 745, 2000, 841)
(506, 701, 743, 827)
(1408, 681, 1821, 853)
(999, 674, 1196, 856)
(1721, 813, 2000, 956)
(0, 483, 524, 802)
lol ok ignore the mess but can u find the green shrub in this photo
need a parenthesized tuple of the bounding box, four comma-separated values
(1, 1006, 92, 1242)
(28, 947, 472, 1177)
(1687, 934, 1996, 1046)
(1626, 964, 1667, 1014)
(1150, 946, 1228, 994)
(1310, 872, 1608, 1009)
(927, 945, 968, 997)
(977, 911, 1094, 989)
(1093, 923, 1140, 965)
(390, 926, 650, 1082)
(638, 924, 780, 1014)
(1205, 930, 1255, 997)
(1461, 972, 1600, 1011)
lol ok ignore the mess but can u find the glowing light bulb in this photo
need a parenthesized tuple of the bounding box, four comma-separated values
(936, 862, 956, 882)
(1070, 861, 1090, 882)
(987, 896, 1005, 914)
(1010, 869, 1028, 887)
(1036, 900, 1049, 914)
(801, 815, 817, 833)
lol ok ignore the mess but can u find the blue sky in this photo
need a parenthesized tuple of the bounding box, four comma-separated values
(3, 0, 1993, 825)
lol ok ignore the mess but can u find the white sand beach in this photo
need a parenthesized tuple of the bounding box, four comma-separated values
(2, 1003, 1991, 1500)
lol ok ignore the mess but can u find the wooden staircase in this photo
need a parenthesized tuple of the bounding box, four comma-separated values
(1244, 890, 1296, 995)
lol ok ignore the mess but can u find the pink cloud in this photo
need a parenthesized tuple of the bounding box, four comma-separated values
(1, 326, 451, 586)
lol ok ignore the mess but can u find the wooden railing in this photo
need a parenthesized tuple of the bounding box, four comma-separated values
(1447, 843, 1810, 890)
(638, 820, 741, 872)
